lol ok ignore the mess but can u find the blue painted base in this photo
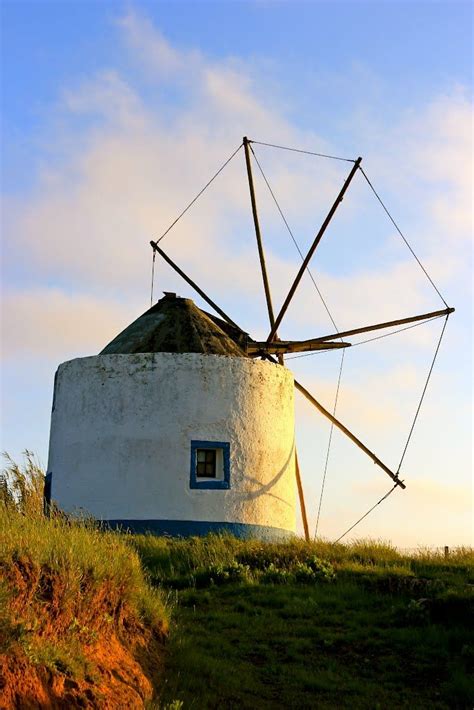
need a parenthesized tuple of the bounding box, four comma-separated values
(105, 519, 295, 541)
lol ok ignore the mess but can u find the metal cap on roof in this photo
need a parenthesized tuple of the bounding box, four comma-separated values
(100, 293, 246, 357)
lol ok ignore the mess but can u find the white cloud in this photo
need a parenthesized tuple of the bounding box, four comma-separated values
(1, 288, 135, 362)
(118, 11, 202, 79)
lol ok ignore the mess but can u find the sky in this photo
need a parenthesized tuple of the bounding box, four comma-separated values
(1, 0, 472, 547)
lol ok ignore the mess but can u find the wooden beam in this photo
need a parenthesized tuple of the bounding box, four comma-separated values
(247, 340, 351, 355)
(244, 138, 286, 364)
(294, 378, 406, 489)
(267, 157, 362, 343)
(243, 137, 276, 329)
(295, 449, 310, 542)
(306, 307, 455, 344)
(150, 241, 242, 331)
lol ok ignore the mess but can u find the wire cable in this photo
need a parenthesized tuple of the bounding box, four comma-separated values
(154, 142, 243, 245)
(250, 139, 356, 163)
(359, 167, 449, 308)
(333, 315, 448, 543)
(334, 483, 399, 543)
(396, 314, 450, 473)
(314, 348, 345, 539)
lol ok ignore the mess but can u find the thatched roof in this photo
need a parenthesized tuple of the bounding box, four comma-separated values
(100, 294, 247, 357)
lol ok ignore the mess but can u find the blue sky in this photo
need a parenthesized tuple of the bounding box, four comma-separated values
(1, 0, 472, 545)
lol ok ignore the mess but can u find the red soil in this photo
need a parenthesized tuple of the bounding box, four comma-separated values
(0, 558, 167, 709)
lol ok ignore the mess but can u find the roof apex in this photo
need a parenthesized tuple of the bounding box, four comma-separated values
(100, 294, 246, 357)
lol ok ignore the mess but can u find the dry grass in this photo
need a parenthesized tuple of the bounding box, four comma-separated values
(0, 450, 45, 517)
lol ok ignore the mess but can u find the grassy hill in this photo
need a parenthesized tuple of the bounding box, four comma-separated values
(1, 454, 473, 708)
(132, 534, 474, 709)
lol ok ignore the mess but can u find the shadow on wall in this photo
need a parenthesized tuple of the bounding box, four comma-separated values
(242, 436, 295, 507)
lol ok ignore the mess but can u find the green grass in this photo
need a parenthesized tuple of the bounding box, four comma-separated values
(132, 534, 474, 709)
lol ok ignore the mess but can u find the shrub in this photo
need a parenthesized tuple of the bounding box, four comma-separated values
(261, 563, 293, 585)
(194, 561, 251, 588)
(305, 556, 336, 582)
(293, 562, 317, 583)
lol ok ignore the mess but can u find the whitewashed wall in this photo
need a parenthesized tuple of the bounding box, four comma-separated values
(47, 353, 296, 535)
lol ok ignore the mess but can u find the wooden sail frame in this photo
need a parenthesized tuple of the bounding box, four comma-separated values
(150, 136, 456, 536)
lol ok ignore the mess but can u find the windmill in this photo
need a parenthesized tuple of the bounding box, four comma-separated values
(149, 136, 454, 541)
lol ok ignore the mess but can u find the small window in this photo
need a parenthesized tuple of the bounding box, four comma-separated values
(190, 440, 230, 490)
(196, 449, 217, 478)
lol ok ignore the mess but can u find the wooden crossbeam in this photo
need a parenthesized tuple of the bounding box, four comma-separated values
(308, 307, 455, 344)
(247, 340, 350, 355)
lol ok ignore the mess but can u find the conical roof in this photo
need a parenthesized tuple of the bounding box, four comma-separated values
(100, 293, 247, 357)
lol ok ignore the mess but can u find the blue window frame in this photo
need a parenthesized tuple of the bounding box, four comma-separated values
(190, 440, 230, 490)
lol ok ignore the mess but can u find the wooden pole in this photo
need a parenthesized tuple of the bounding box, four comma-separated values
(243, 137, 276, 329)
(267, 157, 362, 343)
(150, 241, 242, 331)
(304, 307, 455, 345)
(294, 378, 406, 489)
(295, 449, 310, 542)
(243, 137, 286, 365)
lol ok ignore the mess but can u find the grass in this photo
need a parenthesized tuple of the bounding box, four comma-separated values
(132, 534, 474, 709)
(2, 453, 473, 707)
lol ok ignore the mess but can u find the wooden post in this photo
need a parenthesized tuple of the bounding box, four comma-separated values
(444, 546, 449, 558)
(267, 157, 362, 343)
(295, 449, 310, 542)
(294, 378, 406, 489)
